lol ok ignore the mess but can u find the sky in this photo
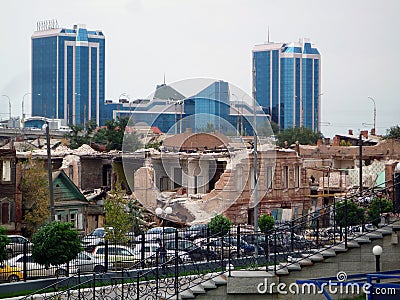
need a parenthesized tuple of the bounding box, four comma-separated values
(1, 0, 399, 138)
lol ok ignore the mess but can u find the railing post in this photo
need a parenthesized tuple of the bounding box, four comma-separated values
(265, 228, 269, 272)
(141, 233, 145, 268)
(290, 220, 294, 252)
(121, 268, 125, 300)
(175, 230, 179, 298)
(220, 226, 224, 271)
(104, 240, 108, 273)
(228, 229, 231, 277)
(206, 227, 210, 262)
(92, 273, 96, 300)
(236, 224, 241, 259)
(136, 272, 140, 300)
(333, 198, 337, 245)
(23, 241, 27, 282)
(316, 217, 320, 248)
(273, 228, 277, 275)
(155, 249, 159, 297)
(344, 198, 348, 249)
(78, 269, 81, 300)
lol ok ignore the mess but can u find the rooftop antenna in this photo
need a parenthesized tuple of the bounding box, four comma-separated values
(163, 72, 166, 85)
(267, 26, 270, 43)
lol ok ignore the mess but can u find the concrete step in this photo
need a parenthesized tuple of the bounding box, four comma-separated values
(354, 236, 371, 243)
(201, 279, 217, 289)
(347, 241, 361, 248)
(302, 253, 324, 262)
(332, 244, 348, 252)
(280, 262, 302, 271)
(212, 274, 228, 285)
(180, 289, 195, 299)
(189, 284, 206, 294)
(319, 248, 336, 257)
(388, 222, 400, 231)
(291, 257, 313, 266)
(366, 232, 383, 239)
(377, 227, 393, 235)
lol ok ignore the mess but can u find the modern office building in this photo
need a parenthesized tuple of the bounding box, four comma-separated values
(105, 80, 265, 135)
(252, 38, 321, 132)
(31, 21, 105, 126)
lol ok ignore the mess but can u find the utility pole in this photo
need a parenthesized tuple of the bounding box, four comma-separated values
(359, 133, 363, 194)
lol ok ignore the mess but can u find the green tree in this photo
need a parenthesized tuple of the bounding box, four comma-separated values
(20, 159, 50, 235)
(128, 199, 144, 235)
(65, 119, 97, 149)
(367, 197, 393, 226)
(276, 126, 323, 147)
(258, 214, 275, 233)
(208, 214, 231, 236)
(93, 117, 142, 151)
(32, 222, 82, 268)
(384, 125, 400, 140)
(335, 200, 365, 227)
(104, 188, 131, 243)
(0, 226, 10, 261)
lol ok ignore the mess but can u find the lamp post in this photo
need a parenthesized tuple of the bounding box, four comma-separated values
(42, 122, 55, 221)
(367, 96, 376, 134)
(22, 93, 31, 127)
(372, 245, 382, 283)
(1, 95, 12, 120)
(155, 206, 172, 245)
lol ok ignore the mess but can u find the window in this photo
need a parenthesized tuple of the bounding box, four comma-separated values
(266, 165, 273, 190)
(282, 166, 289, 189)
(1, 202, 9, 224)
(70, 209, 78, 228)
(294, 165, 300, 188)
(2, 160, 11, 181)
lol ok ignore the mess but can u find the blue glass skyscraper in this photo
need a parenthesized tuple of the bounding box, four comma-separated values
(31, 22, 105, 126)
(253, 38, 321, 132)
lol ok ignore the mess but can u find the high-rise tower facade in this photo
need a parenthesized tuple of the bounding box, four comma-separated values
(252, 38, 321, 132)
(31, 21, 105, 125)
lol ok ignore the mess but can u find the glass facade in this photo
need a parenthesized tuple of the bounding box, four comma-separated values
(253, 39, 321, 132)
(32, 24, 105, 126)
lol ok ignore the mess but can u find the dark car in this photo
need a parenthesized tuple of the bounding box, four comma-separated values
(223, 237, 265, 256)
(184, 224, 208, 240)
(164, 239, 218, 261)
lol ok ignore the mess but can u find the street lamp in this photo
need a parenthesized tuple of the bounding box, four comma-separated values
(1, 95, 12, 120)
(155, 206, 172, 244)
(22, 93, 31, 126)
(367, 96, 376, 134)
(42, 122, 55, 221)
(372, 245, 383, 282)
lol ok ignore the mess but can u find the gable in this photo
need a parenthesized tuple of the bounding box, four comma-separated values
(53, 171, 87, 203)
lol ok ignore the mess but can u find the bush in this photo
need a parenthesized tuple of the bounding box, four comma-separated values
(32, 222, 82, 268)
(335, 200, 365, 227)
(208, 215, 231, 236)
(0, 226, 10, 261)
(367, 198, 393, 226)
(258, 214, 275, 233)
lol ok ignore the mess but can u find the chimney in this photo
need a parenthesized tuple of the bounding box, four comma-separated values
(185, 128, 192, 134)
(371, 128, 376, 136)
(317, 139, 322, 146)
(348, 129, 353, 135)
(361, 130, 368, 139)
(333, 136, 340, 146)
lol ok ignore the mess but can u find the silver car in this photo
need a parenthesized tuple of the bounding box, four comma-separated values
(6, 235, 32, 258)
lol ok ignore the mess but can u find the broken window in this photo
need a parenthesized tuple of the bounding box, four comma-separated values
(2, 160, 11, 181)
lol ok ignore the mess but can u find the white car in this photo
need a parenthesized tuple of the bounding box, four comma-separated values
(133, 243, 190, 263)
(6, 235, 32, 258)
(7, 254, 77, 279)
(81, 227, 113, 251)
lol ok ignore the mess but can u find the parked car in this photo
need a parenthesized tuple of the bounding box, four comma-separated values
(184, 224, 208, 240)
(137, 227, 177, 243)
(7, 254, 77, 279)
(196, 238, 242, 258)
(92, 245, 138, 269)
(164, 239, 218, 261)
(133, 242, 190, 264)
(81, 227, 113, 251)
(0, 261, 23, 282)
(223, 237, 265, 256)
(6, 235, 32, 258)
(72, 252, 105, 273)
